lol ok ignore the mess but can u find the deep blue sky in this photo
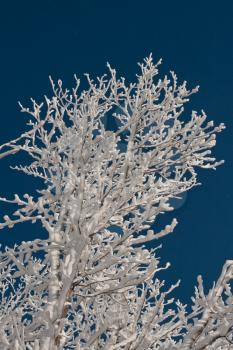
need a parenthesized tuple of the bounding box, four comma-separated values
(0, 1, 232, 306)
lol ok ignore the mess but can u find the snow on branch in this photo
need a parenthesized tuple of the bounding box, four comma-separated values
(0, 55, 230, 349)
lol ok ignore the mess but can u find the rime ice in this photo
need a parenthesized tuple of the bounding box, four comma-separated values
(0, 55, 231, 349)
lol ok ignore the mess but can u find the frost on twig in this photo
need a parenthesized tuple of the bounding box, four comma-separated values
(0, 55, 230, 349)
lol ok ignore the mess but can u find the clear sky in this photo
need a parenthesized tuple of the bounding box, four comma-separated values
(0, 0, 232, 306)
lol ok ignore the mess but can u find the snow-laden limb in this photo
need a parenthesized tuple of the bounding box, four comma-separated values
(179, 260, 233, 350)
(0, 55, 230, 349)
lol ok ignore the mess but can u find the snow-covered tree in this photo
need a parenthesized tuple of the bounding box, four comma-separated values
(0, 55, 232, 349)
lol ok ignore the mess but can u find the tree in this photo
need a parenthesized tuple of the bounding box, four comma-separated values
(0, 55, 232, 350)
